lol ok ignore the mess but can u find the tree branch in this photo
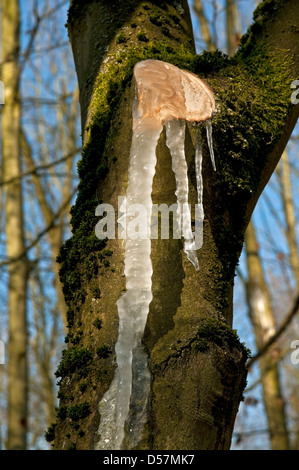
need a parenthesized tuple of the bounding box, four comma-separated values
(0, 148, 80, 186)
(247, 292, 299, 368)
(0, 187, 77, 268)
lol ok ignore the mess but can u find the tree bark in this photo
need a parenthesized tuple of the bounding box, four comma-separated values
(51, 0, 299, 450)
(0, 0, 29, 450)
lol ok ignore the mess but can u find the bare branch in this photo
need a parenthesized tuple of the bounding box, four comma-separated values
(0, 148, 80, 187)
(247, 293, 299, 369)
(0, 187, 77, 268)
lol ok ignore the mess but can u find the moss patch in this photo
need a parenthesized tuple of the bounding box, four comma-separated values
(45, 422, 56, 443)
(191, 45, 294, 313)
(55, 347, 93, 379)
(67, 402, 91, 422)
(96, 345, 112, 359)
(194, 317, 250, 358)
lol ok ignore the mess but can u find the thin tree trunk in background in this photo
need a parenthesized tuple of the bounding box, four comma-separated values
(278, 150, 299, 289)
(20, 85, 79, 332)
(31, 269, 57, 429)
(0, 0, 29, 450)
(226, 0, 242, 56)
(226, 0, 235, 57)
(21, 129, 67, 329)
(193, 0, 216, 51)
(276, 149, 299, 449)
(245, 221, 290, 450)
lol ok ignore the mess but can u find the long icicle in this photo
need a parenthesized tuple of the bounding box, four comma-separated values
(97, 111, 163, 449)
(195, 124, 204, 220)
(114, 120, 162, 448)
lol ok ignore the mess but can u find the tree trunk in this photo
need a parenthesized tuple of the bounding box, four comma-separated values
(193, 0, 216, 51)
(277, 150, 299, 288)
(0, 0, 29, 450)
(21, 129, 68, 329)
(245, 221, 290, 450)
(226, 0, 236, 57)
(50, 0, 299, 450)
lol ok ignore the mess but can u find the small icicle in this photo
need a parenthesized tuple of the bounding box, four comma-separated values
(195, 125, 204, 221)
(166, 119, 199, 270)
(205, 119, 216, 171)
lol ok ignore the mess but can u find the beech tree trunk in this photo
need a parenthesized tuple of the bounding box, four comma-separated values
(245, 221, 290, 450)
(1, 0, 29, 450)
(50, 0, 299, 450)
(278, 150, 299, 288)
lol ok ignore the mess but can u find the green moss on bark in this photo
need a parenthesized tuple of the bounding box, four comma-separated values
(195, 317, 250, 357)
(67, 402, 91, 421)
(55, 347, 93, 379)
(45, 423, 56, 443)
(210, 45, 293, 285)
(152, 316, 250, 372)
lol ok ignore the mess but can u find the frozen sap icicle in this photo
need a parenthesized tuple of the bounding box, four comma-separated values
(206, 119, 216, 171)
(195, 126, 204, 220)
(165, 120, 199, 270)
(114, 120, 162, 448)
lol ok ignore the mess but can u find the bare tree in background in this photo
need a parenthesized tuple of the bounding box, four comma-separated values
(0, 0, 80, 449)
(244, 222, 290, 449)
(1, 0, 29, 450)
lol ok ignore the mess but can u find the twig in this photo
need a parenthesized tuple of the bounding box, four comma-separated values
(0, 149, 80, 186)
(0, 187, 77, 268)
(247, 293, 299, 369)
